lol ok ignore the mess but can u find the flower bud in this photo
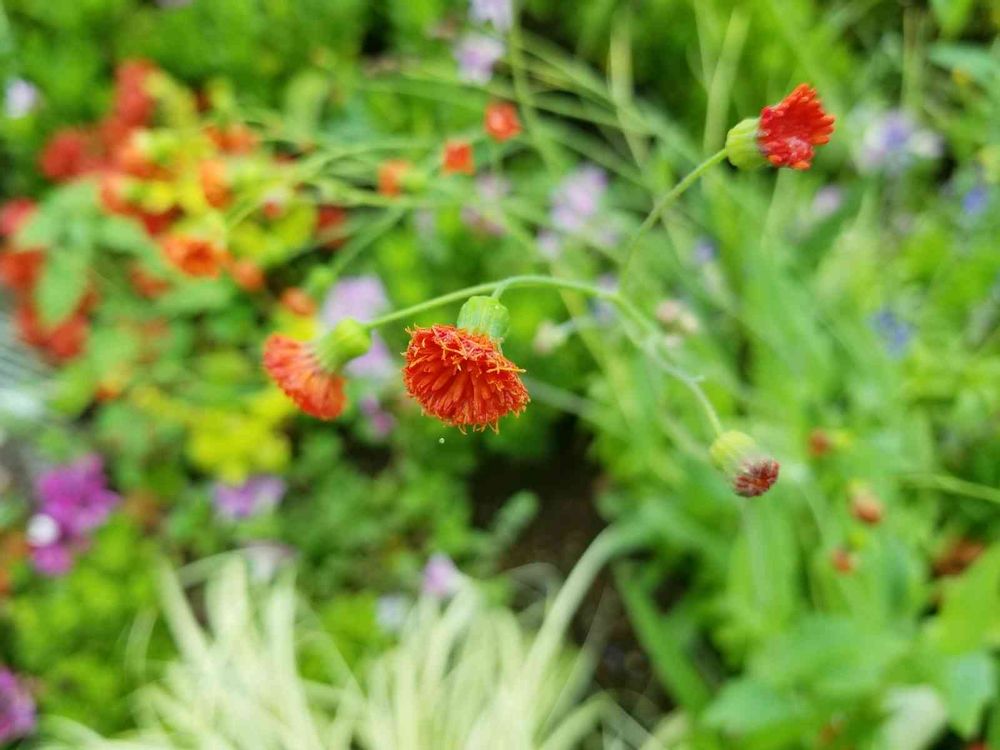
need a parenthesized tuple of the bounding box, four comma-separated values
(709, 430, 780, 498)
(725, 117, 767, 170)
(457, 295, 511, 342)
(314, 318, 371, 372)
(849, 483, 884, 525)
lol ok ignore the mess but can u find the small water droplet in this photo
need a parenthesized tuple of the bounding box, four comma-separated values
(438, 437, 445, 444)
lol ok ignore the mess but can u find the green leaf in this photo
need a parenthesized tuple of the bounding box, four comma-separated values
(34, 244, 93, 327)
(929, 0, 978, 37)
(937, 651, 997, 738)
(930, 545, 1000, 653)
(98, 216, 157, 257)
(705, 677, 809, 746)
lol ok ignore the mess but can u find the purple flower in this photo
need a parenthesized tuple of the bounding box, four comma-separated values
(871, 308, 912, 358)
(454, 34, 505, 84)
(693, 237, 717, 264)
(35, 455, 119, 537)
(321, 276, 395, 379)
(4, 79, 38, 119)
(422, 553, 462, 599)
(811, 185, 844, 220)
(462, 173, 510, 235)
(550, 165, 607, 234)
(360, 395, 396, 439)
(962, 184, 990, 218)
(858, 109, 942, 175)
(25, 514, 74, 577)
(470, 0, 513, 31)
(320, 276, 389, 326)
(212, 475, 286, 520)
(0, 669, 36, 743)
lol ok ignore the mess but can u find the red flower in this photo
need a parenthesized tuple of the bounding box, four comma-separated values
(199, 159, 230, 208)
(0, 199, 37, 239)
(378, 160, 411, 197)
(758, 84, 835, 170)
(484, 102, 521, 142)
(442, 140, 475, 175)
(129, 264, 171, 299)
(280, 287, 316, 316)
(228, 259, 265, 291)
(263, 334, 347, 420)
(113, 60, 157, 129)
(15, 302, 89, 362)
(732, 458, 780, 498)
(162, 235, 229, 278)
(40, 129, 100, 181)
(402, 324, 530, 431)
(205, 123, 258, 154)
(315, 205, 347, 249)
(0, 249, 44, 294)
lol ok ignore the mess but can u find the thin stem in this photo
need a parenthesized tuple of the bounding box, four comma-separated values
(363, 274, 725, 437)
(619, 148, 728, 283)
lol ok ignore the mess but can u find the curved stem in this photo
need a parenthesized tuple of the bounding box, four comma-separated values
(619, 148, 728, 283)
(363, 274, 725, 437)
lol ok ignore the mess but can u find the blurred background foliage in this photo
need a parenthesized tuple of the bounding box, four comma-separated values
(0, 0, 999, 748)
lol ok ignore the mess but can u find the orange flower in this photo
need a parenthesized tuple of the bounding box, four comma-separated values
(442, 140, 475, 175)
(129, 264, 170, 298)
(162, 235, 229, 278)
(484, 102, 521, 142)
(228, 259, 265, 291)
(39, 129, 101, 181)
(315, 205, 347, 249)
(0, 249, 44, 294)
(403, 324, 530, 431)
(280, 287, 316, 316)
(830, 548, 856, 574)
(758, 84, 835, 170)
(15, 302, 90, 362)
(378, 160, 411, 197)
(263, 334, 348, 420)
(205, 123, 258, 154)
(199, 159, 230, 208)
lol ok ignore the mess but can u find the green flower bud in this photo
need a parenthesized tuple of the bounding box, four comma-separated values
(725, 117, 767, 170)
(457, 296, 511, 342)
(314, 318, 371, 372)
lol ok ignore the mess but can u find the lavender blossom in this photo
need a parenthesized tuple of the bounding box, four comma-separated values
(321, 276, 394, 379)
(811, 185, 844, 220)
(35, 454, 120, 537)
(857, 109, 942, 175)
(422, 553, 462, 599)
(0, 669, 36, 742)
(693, 237, 717, 264)
(213, 475, 286, 520)
(454, 34, 505, 84)
(461, 173, 510, 235)
(962, 184, 989, 218)
(871, 308, 912, 358)
(4, 79, 38, 119)
(469, 0, 513, 32)
(360, 395, 396, 439)
(550, 165, 607, 234)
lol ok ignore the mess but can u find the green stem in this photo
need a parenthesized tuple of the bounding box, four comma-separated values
(363, 274, 725, 437)
(619, 148, 728, 283)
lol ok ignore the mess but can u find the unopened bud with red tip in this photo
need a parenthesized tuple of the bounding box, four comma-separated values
(457, 295, 511, 342)
(831, 547, 856, 574)
(849, 482, 884, 525)
(725, 118, 768, 170)
(709, 431, 780, 498)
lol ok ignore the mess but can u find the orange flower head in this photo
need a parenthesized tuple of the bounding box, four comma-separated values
(732, 458, 780, 498)
(484, 102, 521, 142)
(758, 84, 835, 170)
(378, 160, 411, 197)
(0, 249, 44, 294)
(316, 205, 347, 249)
(262, 321, 370, 421)
(710, 431, 780, 498)
(280, 287, 316, 316)
(162, 235, 229, 278)
(442, 140, 475, 175)
(199, 159, 230, 208)
(403, 322, 530, 432)
(228, 258, 265, 291)
(263, 334, 348, 420)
